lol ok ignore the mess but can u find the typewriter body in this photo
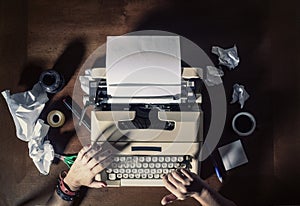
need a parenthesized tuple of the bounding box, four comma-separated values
(88, 67, 204, 187)
(87, 36, 204, 186)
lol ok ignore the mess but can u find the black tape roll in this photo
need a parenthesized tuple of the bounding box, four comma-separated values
(39, 70, 65, 93)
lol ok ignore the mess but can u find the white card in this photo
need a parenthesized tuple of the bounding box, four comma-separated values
(218, 140, 248, 171)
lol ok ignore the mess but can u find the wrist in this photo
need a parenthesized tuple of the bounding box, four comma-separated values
(191, 191, 202, 202)
(190, 182, 208, 204)
(64, 174, 81, 191)
(56, 170, 80, 202)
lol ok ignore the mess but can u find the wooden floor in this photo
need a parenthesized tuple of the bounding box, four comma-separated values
(0, 0, 299, 205)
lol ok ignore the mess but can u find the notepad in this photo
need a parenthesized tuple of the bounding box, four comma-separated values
(218, 140, 248, 171)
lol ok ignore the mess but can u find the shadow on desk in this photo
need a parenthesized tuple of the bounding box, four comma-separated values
(18, 38, 86, 91)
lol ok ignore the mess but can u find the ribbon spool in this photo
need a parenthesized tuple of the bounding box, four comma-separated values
(47, 110, 65, 128)
(232, 112, 256, 136)
(39, 70, 65, 94)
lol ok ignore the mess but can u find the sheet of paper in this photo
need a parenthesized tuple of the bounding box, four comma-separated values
(106, 36, 181, 99)
(218, 140, 248, 171)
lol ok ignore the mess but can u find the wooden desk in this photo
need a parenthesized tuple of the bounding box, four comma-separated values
(0, 0, 299, 205)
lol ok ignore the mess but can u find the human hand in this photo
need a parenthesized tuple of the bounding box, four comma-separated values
(63, 144, 113, 191)
(161, 169, 207, 205)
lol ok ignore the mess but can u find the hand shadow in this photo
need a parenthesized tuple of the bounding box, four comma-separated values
(18, 38, 86, 91)
(86, 124, 131, 158)
(18, 61, 45, 91)
(52, 38, 86, 85)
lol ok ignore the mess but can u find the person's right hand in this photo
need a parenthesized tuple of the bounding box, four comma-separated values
(63, 144, 114, 191)
(161, 169, 207, 205)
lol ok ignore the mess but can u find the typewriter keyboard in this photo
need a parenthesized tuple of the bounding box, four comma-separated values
(105, 155, 193, 181)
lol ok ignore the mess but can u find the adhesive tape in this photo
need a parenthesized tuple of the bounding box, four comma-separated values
(232, 112, 256, 136)
(47, 110, 65, 128)
(39, 70, 64, 94)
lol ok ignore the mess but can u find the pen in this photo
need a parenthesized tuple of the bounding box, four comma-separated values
(210, 154, 223, 183)
(213, 165, 223, 183)
(204, 144, 223, 183)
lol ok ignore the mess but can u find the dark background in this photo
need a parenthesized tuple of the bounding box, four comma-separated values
(0, 0, 299, 205)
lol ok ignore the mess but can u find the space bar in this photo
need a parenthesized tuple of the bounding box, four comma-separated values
(121, 179, 164, 186)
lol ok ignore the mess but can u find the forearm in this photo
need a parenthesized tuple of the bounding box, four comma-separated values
(46, 191, 73, 206)
(193, 186, 237, 206)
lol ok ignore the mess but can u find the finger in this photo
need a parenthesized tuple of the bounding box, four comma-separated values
(89, 181, 107, 188)
(162, 174, 182, 199)
(90, 142, 102, 151)
(169, 172, 188, 196)
(161, 193, 177, 205)
(93, 149, 113, 162)
(180, 169, 194, 181)
(169, 172, 184, 186)
(86, 157, 100, 169)
(172, 171, 191, 186)
(77, 145, 91, 160)
(82, 147, 102, 164)
(100, 141, 118, 156)
(86, 149, 113, 169)
(99, 155, 114, 169)
(91, 155, 114, 175)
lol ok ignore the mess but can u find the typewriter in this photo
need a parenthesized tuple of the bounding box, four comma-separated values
(87, 36, 204, 187)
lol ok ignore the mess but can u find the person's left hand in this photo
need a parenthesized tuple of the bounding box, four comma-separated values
(63, 144, 113, 191)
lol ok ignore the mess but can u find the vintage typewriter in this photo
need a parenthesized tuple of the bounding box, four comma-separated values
(86, 36, 204, 186)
